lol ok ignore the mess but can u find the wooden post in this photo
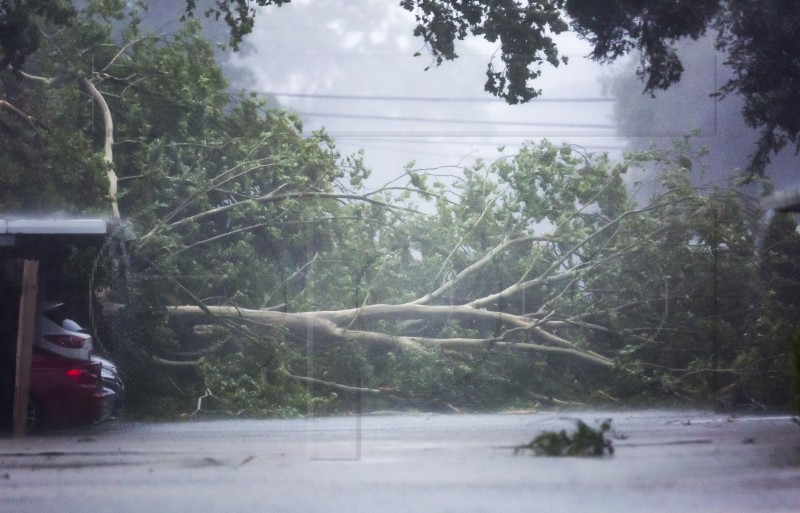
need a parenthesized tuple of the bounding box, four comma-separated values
(12, 259, 38, 437)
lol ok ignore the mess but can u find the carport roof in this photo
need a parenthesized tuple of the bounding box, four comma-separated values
(0, 218, 109, 235)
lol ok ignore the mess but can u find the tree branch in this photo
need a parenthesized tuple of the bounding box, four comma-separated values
(287, 374, 392, 395)
(406, 235, 556, 306)
(166, 304, 615, 368)
(138, 190, 420, 244)
(468, 204, 660, 309)
(82, 78, 119, 220)
(0, 100, 37, 129)
(99, 35, 162, 74)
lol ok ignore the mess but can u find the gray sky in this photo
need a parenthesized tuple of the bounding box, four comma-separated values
(214, 0, 797, 196)
(224, 0, 626, 188)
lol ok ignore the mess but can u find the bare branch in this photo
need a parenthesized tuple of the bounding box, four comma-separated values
(153, 355, 199, 367)
(287, 374, 391, 395)
(138, 191, 420, 245)
(166, 304, 615, 368)
(430, 184, 507, 286)
(0, 100, 37, 129)
(468, 204, 661, 309)
(99, 34, 163, 74)
(18, 71, 55, 85)
(82, 79, 119, 220)
(407, 235, 555, 306)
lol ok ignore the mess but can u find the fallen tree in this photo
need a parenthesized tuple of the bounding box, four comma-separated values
(165, 304, 615, 368)
(109, 141, 748, 414)
(144, 145, 685, 373)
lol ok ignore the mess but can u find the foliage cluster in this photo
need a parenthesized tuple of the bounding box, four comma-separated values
(197, 336, 337, 418)
(515, 419, 614, 457)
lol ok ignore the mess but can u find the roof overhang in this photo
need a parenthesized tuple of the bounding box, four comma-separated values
(0, 218, 110, 247)
(0, 218, 109, 235)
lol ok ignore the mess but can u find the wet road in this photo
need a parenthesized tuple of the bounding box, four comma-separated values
(1, 410, 799, 512)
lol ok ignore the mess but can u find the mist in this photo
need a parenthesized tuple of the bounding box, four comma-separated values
(606, 33, 800, 194)
(136, 3, 799, 200)
(135, 1, 620, 191)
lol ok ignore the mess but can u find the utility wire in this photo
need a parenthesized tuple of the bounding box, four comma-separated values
(338, 139, 628, 151)
(322, 130, 620, 138)
(271, 92, 615, 103)
(296, 111, 616, 129)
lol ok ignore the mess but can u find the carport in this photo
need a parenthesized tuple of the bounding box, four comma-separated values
(1, 218, 110, 437)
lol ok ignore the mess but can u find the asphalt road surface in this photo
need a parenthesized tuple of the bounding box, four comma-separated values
(1, 410, 799, 512)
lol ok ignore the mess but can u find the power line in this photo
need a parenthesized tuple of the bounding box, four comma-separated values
(323, 130, 619, 138)
(338, 139, 628, 151)
(324, 129, 693, 138)
(271, 92, 615, 103)
(296, 111, 616, 129)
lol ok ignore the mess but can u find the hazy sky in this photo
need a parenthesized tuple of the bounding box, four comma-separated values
(204, 0, 797, 196)
(224, 0, 625, 188)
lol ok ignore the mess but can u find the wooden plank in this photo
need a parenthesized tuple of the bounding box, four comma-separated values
(12, 259, 38, 437)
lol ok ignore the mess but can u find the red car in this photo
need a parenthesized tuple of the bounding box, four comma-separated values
(2, 349, 116, 431)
